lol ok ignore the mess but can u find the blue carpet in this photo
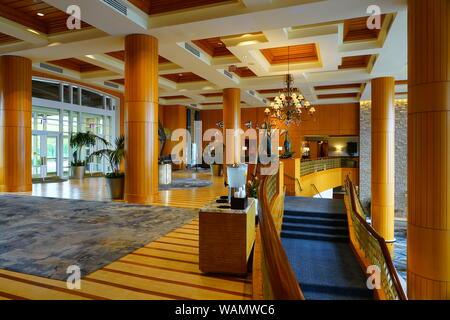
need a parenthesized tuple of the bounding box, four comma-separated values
(281, 197, 373, 300)
(0, 195, 197, 280)
(159, 178, 213, 190)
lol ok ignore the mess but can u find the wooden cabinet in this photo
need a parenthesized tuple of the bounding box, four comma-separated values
(199, 198, 256, 275)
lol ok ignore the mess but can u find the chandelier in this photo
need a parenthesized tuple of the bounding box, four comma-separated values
(265, 47, 316, 126)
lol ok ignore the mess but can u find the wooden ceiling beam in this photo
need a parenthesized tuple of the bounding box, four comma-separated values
(0, 3, 47, 34)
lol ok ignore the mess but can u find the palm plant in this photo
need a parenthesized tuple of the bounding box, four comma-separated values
(70, 131, 109, 166)
(87, 136, 125, 178)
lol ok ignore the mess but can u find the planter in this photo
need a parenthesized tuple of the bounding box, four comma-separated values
(159, 164, 172, 185)
(106, 176, 125, 200)
(71, 166, 85, 179)
(210, 164, 223, 176)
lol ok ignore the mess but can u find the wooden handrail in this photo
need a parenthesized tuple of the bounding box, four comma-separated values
(254, 172, 305, 300)
(345, 177, 407, 300)
(311, 184, 322, 198)
(284, 173, 302, 191)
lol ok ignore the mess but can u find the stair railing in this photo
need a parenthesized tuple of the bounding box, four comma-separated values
(344, 177, 407, 300)
(252, 170, 305, 300)
(311, 183, 322, 198)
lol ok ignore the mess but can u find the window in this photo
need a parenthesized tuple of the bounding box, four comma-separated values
(63, 85, 71, 103)
(72, 87, 80, 105)
(31, 78, 118, 177)
(32, 80, 60, 101)
(32, 106, 60, 132)
(82, 90, 104, 109)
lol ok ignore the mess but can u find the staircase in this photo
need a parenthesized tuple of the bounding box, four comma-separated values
(282, 209, 349, 243)
(281, 196, 374, 300)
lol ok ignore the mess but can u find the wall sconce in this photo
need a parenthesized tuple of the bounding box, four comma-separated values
(242, 146, 248, 151)
(335, 145, 343, 152)
(278, 146, 283, 151)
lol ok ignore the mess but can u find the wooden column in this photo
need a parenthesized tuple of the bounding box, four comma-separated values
(371, 77, 395, 255)
(0, 56, 32, 192)
(223, 88, 241, 165)
(408, 0, 450, 300)
(124, 34, 159, 204)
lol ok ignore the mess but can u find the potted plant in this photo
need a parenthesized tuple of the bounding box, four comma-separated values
(70, 131, 108, 179)
(88, 136, 125, 200)
(210, 161, 223, 176)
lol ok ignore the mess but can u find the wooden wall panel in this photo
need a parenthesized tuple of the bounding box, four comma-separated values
(297, 168, 359, 197)
(124, 34, 159, 204)
(407, 0, 450, 300)
(162, 105, 186, 158)
(0, 56, 32, 192)
(201, 103, 359, 159)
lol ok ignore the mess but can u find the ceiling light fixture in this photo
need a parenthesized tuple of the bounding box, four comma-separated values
(27, 28, 40, 35)
(37, 12, 44, 17)
(265, 46, 316, 126)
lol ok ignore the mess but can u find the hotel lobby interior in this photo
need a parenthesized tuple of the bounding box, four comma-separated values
(0, 0, 448, 302)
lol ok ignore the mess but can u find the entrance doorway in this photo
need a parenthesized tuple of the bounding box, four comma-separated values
(32, 133, 61, 179)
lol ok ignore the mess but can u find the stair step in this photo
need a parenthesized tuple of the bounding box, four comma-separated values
(284, 210, 347, 220)
(282, 222, 349, 236)
(281, 230, 349, 243)
(283, 215, 348, 227)
(300, 283, 373, 300)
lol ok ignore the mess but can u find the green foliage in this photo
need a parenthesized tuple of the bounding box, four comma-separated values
(70, 131, 109, 164)
(247, 175, 260, 198)
(105, 172, 125, 179)
(71, 160, 86, 167)
(88, 135, 125, 176)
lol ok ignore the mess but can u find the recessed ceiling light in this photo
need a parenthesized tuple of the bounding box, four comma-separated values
(27, 28, 40, 35)
(37, 13, 44, 17)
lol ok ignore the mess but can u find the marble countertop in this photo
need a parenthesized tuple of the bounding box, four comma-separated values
(199, 198, 256, 214)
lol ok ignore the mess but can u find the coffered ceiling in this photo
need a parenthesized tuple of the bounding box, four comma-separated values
(0, 0, 408, 109)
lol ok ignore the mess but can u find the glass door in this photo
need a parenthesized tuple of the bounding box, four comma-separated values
(32, 134, 42, 178)
(32, 133, 60, 179)
(45, 135, 58, 177)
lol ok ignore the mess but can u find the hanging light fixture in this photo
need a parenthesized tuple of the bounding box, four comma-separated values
(265, 46, 316, 126)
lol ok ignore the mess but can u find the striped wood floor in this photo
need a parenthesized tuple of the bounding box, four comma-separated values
(0, 219, 252, 300)
(25, 170, 227, 209)
(0, 170, 251, 300)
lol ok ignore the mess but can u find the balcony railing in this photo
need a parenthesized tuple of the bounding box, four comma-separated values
(300, 157, 359, 177)
(344, 177, 407, 300)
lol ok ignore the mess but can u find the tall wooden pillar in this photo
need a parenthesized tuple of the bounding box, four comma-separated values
(0, 56, 32, 192)
(408, 0, 450, 300)
(371, 77, 395, 255)
(223, 88, 241, 165)
(124, 34, 159, 204)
